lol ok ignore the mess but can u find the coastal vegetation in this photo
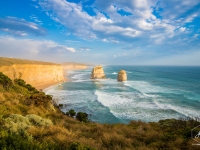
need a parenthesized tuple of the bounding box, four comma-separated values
(0, 57, 59, 67)
(0, 72, 200, 149)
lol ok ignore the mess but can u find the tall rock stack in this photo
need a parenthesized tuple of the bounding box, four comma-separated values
(90, 66, 106, 79)
(117, 70, 127, 82)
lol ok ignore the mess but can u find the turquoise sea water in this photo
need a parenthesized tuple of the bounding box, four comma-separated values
(46, 66, 200, 124)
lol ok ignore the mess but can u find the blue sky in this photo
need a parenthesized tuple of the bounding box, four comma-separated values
(0, 0, 200, 65)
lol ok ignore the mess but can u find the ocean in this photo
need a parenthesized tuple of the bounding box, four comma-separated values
(46, 66, 200, 124)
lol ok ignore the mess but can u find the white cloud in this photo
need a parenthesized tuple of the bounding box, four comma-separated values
(0, 17, 47, 36)
(102, 38, 108, 42)
(179, 27, 186, 32)
(30, 15, 43, 24)
(39, 0, 95, 38)
(0, 36, 75, 59)
(37, 0, 200, 46)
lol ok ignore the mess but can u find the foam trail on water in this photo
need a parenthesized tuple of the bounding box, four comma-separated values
(112, 72, 117, 74)
(45, 66, 200, 123)
(94, 90, 165, 122)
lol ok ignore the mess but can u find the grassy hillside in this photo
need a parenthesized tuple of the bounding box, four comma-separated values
(0, 72, 200, 150)
(0, 57, 60, 67)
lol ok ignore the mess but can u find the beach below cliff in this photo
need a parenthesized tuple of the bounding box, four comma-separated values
(39, 64, 88, 90)
(34, 80, 64, 91)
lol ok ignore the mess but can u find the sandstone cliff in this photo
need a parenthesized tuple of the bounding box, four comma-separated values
(62, 62, 87, 70)
(0, 57, 88, 89)
(90, 66, 106, 79)
(117, 70, 127, 81)
(0, 64, 64, 89)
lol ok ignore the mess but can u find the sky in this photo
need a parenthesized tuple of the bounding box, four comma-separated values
(0, 0, 200, 66)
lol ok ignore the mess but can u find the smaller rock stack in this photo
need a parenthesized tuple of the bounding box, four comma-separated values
(90, 66, 106, 79)
(117, 70, 127, 81)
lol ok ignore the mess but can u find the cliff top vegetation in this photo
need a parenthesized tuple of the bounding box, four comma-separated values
(0, 72, 200, 150)
(0, 57, 60, 67)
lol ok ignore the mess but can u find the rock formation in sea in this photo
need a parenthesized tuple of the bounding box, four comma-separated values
(90, 66, 106, 79)
(117, 70, 127, 81)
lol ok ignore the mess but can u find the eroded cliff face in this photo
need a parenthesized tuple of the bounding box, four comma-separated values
(90, 66, 106, 79)
(117, 70, 127, 82)
(62, 64, 87, 70)
(0, 64, 64, 89)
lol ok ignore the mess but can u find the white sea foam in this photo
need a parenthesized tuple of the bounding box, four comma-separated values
(112, 72, 117, 74)
(184, 93, 200, 101)
(46, 68, 200, 123)
(153, 99, 200, 119)
(163, 103, 200, 119)
(124, 81, 166, 93)
(94, 90, 165, 121)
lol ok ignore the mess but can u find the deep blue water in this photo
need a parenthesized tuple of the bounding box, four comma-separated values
(46, 66, 200, 124)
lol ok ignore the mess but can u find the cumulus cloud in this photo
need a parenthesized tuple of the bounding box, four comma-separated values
(39, 0, 94, 38)
(0, 36, 75, 59)
(0, 17, 47, 36)
(37, 0, 200, 46)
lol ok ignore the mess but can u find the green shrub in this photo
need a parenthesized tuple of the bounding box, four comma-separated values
(0, 130, 56, 150)
(14, 78, 26, 87)
(14, 79, 37, 92)
(0, 72, 13, 90)
(76, 112, 89, 123)
(26, 114, 53, 127)
(25, 93, 51, 106)
(66, 109, 76, 117)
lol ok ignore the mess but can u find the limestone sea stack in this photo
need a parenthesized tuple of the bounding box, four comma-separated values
(90, 65, 106, 79)
(117, 70, 127, 81)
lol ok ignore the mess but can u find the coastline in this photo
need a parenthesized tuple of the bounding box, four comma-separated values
(41, 66, 89, 92)
(34, 81, 64, 91)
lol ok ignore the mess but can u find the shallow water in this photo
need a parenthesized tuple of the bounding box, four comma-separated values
(46, 66, 200, 124)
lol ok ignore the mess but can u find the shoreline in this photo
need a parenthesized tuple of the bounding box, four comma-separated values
(40, 67, 89, 92)
(34, 81, 64, 92)
(42, 81, 64, 93)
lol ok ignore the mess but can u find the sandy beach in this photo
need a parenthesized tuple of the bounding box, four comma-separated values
(33, 80, 64, 91)
(34, 66, 87, 91)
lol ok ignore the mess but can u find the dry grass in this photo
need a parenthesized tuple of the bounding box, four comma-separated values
(0, 77, 200, 150)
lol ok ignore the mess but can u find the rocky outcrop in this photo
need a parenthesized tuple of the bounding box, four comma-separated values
(117, 70, 127, 81)
(90, 66, 106, 79)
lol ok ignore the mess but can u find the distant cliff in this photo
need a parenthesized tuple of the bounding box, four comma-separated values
(0, 57, 87, 89)
(0, 64, 64, 89)
(62, 62, 87, 70)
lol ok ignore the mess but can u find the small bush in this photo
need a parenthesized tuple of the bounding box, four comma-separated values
(0, 130, 55, 150)
(14, 79, 37, 92)
(66, 109, 76, 117)
(14, 79, 26, 87)
(25, 93, 51, 107)
(58, 104, 64, 107)
(0, 72, 13, 90)
(76, 112, 89, 123)
(26, 114, 53, 127)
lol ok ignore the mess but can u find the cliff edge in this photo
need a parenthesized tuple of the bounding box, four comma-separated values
(0, 57, 88, 89)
